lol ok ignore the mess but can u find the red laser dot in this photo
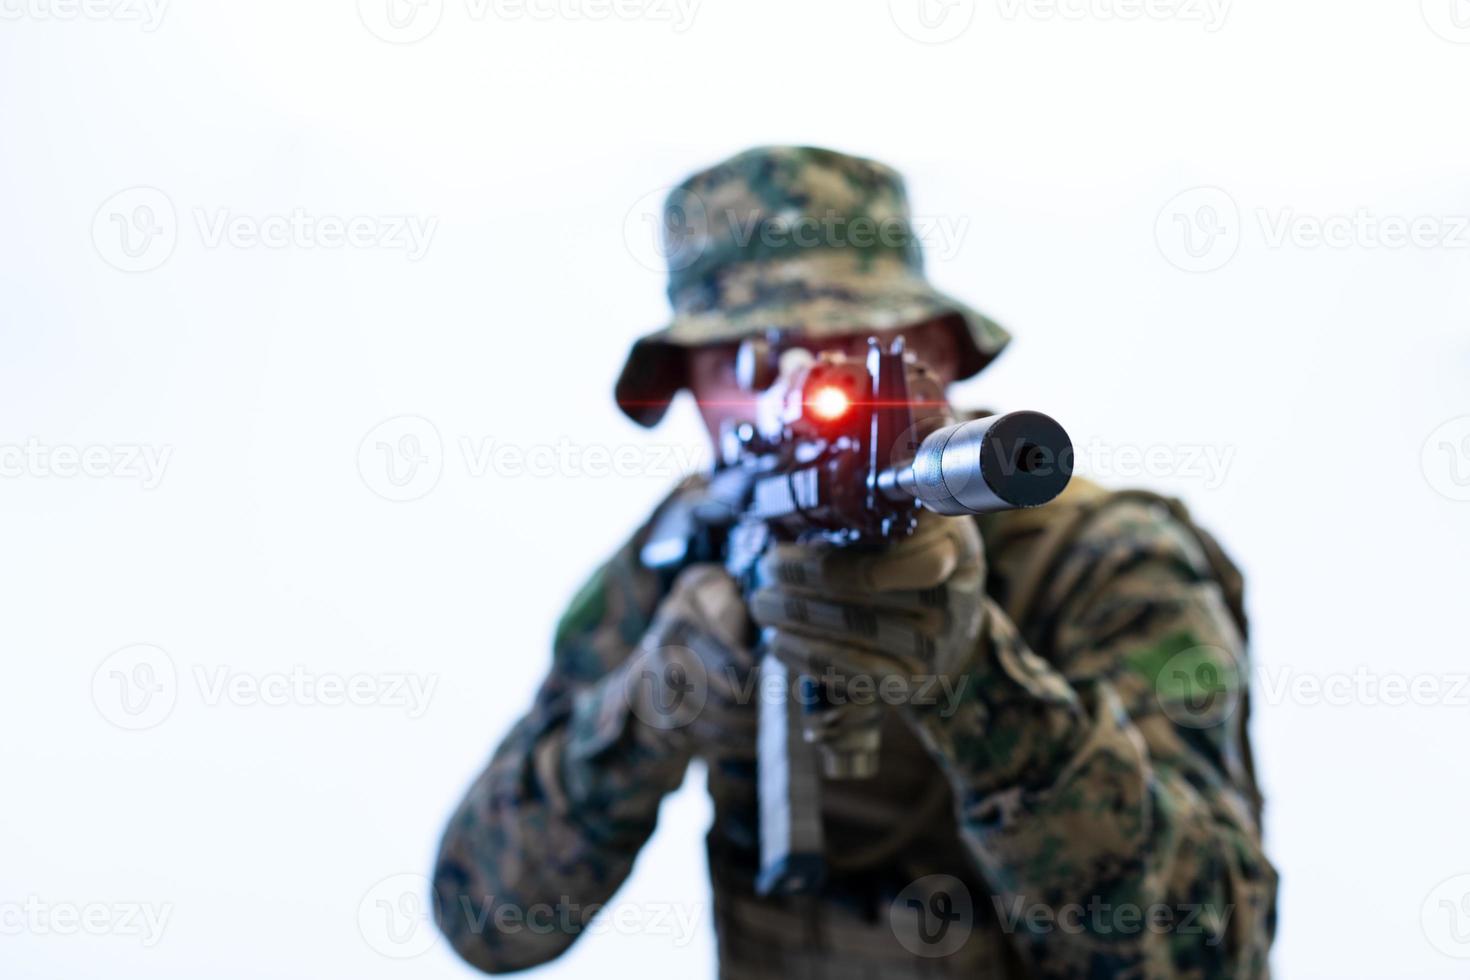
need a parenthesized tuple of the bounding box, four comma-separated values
(808, 386, 851, 421)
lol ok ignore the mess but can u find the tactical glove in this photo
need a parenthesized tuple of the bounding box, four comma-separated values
(746, 512, 987, 714)
(614, 563, 758, 759)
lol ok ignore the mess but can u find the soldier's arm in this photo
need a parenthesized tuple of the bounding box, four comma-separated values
(432, 496, 692, 974)
(911, 496, 1277, 978)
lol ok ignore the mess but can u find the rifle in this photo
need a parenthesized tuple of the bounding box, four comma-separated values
(642, 334, 1073, 896)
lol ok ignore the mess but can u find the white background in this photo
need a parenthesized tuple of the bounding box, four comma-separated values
(2, 1, 1468, 977)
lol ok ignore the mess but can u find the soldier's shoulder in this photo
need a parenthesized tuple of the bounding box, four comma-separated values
(981, 476, 1238, 625)
(986, 475, 1220, 561)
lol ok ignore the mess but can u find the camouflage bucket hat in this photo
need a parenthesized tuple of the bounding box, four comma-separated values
(615, 145, 1012, 427)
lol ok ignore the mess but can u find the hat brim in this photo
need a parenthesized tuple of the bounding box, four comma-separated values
(615, 273, 1010, 427)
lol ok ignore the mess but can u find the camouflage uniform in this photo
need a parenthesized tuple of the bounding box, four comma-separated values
(434, 148, 1278, 977)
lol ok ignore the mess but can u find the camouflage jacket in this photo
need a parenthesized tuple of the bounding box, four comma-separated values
(434, 476, 1278, 978)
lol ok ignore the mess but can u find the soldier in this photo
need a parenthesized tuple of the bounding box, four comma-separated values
(434, 146, 1278, 978)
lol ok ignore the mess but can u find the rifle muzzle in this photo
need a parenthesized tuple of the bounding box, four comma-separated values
(885, 411, 1074, 516)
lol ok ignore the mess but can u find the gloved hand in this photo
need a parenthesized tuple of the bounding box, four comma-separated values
(745, 513, 1086, 795)
(617, 563, 758, 759)
(746, 512, 988, 716)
